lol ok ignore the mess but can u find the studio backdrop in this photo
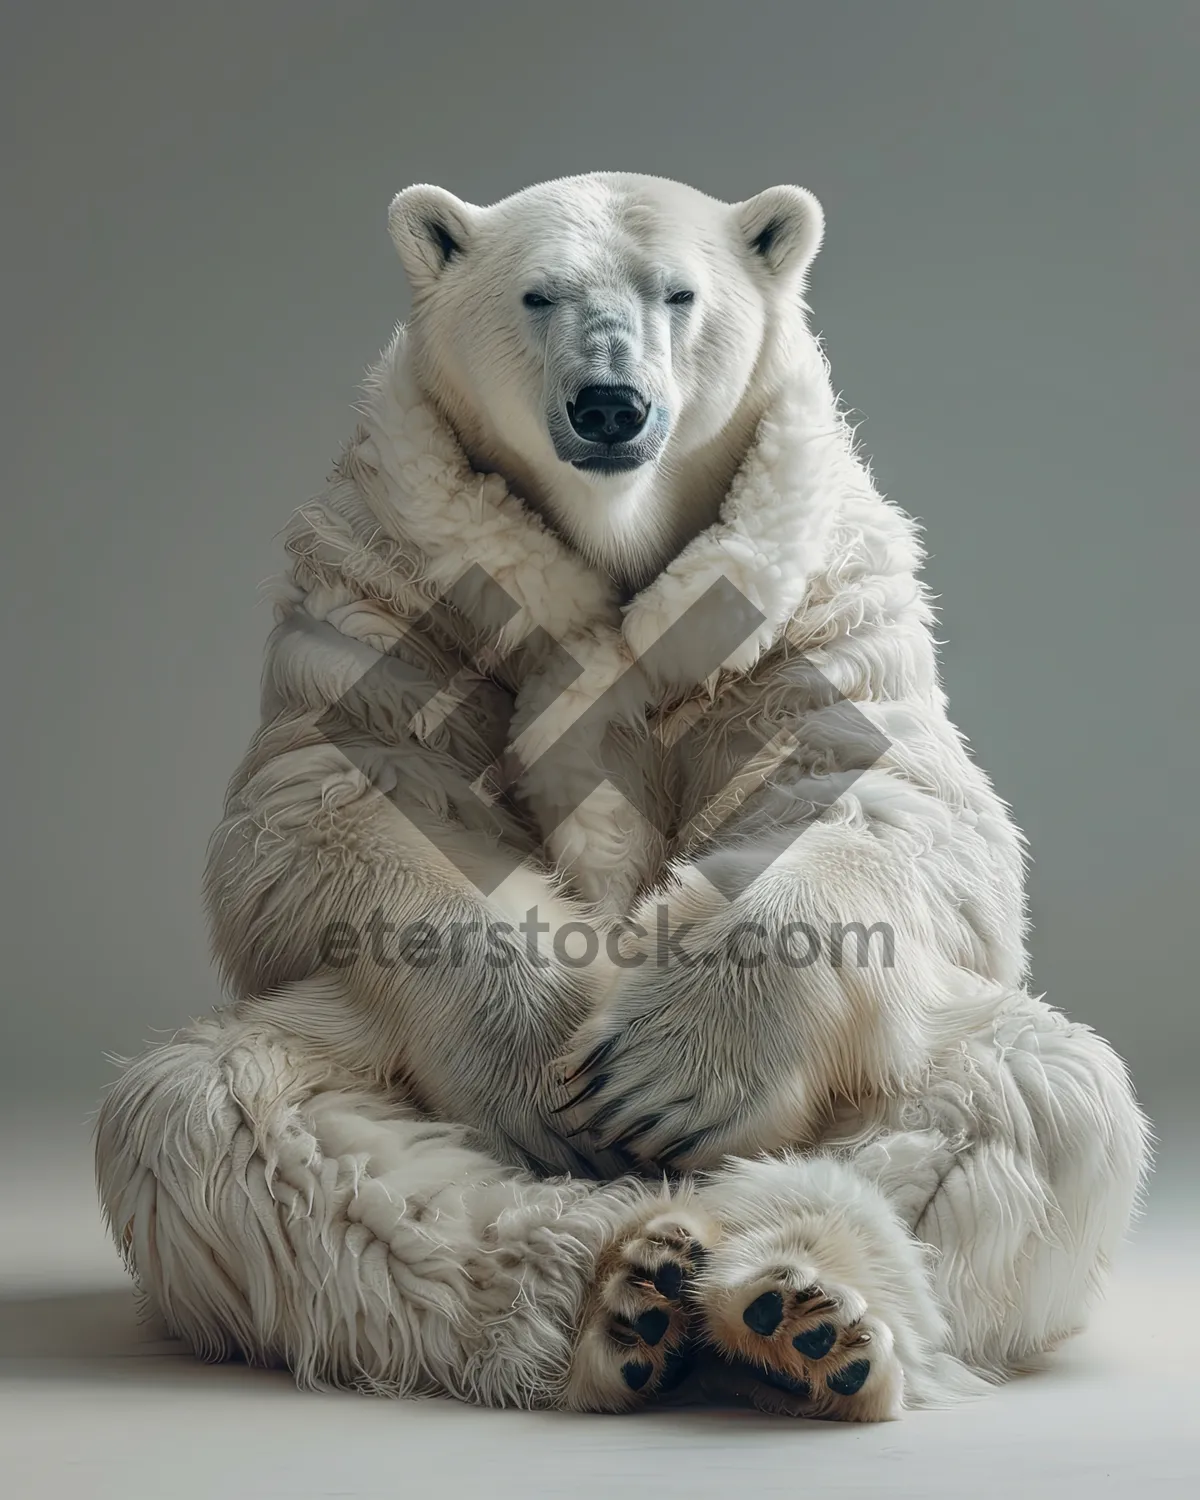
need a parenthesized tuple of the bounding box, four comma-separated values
(1, 0, 1194, 1136)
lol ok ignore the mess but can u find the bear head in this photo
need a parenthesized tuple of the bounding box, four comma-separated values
(387, 172, 824, 580)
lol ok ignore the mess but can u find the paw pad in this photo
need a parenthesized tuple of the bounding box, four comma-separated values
(628, 1308, 670, 1346)
(742, 1290, 784, 1336)
(826, 1359, 871, 1396)
(698, 1263, 896, 1420)
(792, 1322, 837, 1360)
(652, 1262, 684, 1300)
(567, 1208, 714, 1410)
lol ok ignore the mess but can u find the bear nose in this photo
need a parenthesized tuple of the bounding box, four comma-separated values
(567, 385, 650, 444)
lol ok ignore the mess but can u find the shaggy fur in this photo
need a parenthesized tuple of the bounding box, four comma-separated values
(95, 173, 1149, 1419)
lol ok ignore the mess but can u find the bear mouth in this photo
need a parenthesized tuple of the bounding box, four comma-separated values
(571, 454, 649, 475)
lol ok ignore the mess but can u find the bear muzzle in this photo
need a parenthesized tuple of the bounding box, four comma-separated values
(552, 385, 669, 475)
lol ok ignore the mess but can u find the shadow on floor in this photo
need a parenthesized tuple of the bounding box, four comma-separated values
(0, 1285, 175, 1361)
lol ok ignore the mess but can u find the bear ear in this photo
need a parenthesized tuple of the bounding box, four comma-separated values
(735, 185, 825, 280)
(388, 184, 477, 288)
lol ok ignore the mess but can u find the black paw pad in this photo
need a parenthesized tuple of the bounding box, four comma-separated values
(621, 1360, 654, 1391)
(630, 1308, 670, 1347)
(826, 1359, 871, 1396)
(792, 1322, 838, 1360)
(762, 1368, 812, 1399)
(742, 1290, 785, 1336)
(653, 1262, 684, 1300)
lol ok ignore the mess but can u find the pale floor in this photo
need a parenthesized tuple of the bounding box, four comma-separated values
(2, 1109, 1196, 1500)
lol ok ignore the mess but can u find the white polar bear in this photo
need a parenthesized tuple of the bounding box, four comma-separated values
(95, 173, 1149, 1420)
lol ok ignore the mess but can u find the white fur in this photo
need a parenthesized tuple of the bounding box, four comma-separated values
(96, 173, 1149, 1417)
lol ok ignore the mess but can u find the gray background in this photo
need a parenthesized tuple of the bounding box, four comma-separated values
(2, 7, 1198, 1496)
(2, 0, 1195, 1133)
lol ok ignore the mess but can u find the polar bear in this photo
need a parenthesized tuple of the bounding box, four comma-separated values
(95, 173, 1149, 1420)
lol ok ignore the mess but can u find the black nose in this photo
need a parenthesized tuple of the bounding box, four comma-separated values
(567, 385, 650, 444)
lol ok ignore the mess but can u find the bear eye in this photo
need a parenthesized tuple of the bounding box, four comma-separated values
(522, 291, 554, 309)
(666, 289, 695, 306)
